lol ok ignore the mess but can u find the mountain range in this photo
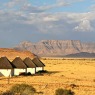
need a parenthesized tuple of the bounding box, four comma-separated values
(14, 40, 95, 57)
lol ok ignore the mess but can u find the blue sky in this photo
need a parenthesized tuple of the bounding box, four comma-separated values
(0, 0, 95, 47)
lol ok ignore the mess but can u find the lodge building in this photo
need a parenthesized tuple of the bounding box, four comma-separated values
(0, 56, 45, 77)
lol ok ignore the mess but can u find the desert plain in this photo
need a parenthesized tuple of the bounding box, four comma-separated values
(0, 58, 95, 95)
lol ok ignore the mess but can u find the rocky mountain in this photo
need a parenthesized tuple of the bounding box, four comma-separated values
(14, 40, 95, 57)
(64, 52, 95, 58)
(0, 48, 35, 61)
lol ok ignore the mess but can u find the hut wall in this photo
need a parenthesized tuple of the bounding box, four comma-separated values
(27, 68, 35, 74)
(0, 69, 12, 77)
(14, 69, 26, 75)
(36, 67, 43, 72)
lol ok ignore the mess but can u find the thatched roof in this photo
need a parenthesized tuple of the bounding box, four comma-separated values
(0, 57, 13, 69)
(32, 57, 45, 67)
(12, 57, 27, 69)
(23, 57, 36, 68)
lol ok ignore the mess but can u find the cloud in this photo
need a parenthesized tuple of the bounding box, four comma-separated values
(0, 10, 95, 34)
(20, 0, 85, 13)
(64, 12, 95, 32)
(5, 0, 28, 8)
(57, 0, 84, 4)
(0, 11, 95, 47)
(89, 4, 95, 12)
(0, 0, 95, 47)
(43, 16, 59, 22)
(21, 1, 69, 13)
(2, 0, 85, 14)
(74, 19, 93, 32)
(3, 0, 69, 13)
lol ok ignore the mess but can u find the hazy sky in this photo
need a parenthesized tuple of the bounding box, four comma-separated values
(0, 0, 95, 47)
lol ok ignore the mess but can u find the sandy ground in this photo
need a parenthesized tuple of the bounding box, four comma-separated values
(0, 58, 95, 95)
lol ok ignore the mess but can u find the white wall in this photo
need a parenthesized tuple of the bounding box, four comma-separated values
(0, 69, 12, 77)
(36, 67, 43, 72)
(27, 68, 35, 74)
(14, 69, 26, 76)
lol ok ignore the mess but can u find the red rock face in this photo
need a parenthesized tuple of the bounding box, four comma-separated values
(0, 48, 35, 60)
(14, 40, 95, 57)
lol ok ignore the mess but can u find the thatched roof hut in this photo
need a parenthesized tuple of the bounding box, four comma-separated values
(0, 57, 13, 69)
(23, 57, 36, 68)
(12, 57, 27, 69)
(32, 57, 45, 67)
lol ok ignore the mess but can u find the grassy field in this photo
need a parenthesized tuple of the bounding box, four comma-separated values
(0, 58, 95, 95)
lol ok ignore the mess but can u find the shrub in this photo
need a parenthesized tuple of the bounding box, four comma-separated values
(93, 79, 95, 82)
(36, 70, 48, 74)
(1, 91, 13, 95)
(10, 84, 36, 95)
(27, 72, 32, 76)
(19, 72, 32, 76)
(19, 72, 27, 76)
(70, 84, 77, 89)
(55, 88, 74, 95)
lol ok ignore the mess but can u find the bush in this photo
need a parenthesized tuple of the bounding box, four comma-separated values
(19, 72, 27, 76)
(19, 72, 32, 76)
(36, 70, 48, 74)
(1, 91, 13, 95)
(1, 84, 36, 95)
(55, 88, 74, 95)
(27, 72, 32, 75)
(11, 84, 36, 95)
(70, 84, 77, 89)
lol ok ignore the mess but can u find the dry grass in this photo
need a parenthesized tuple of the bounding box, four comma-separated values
(0, 58, 95, 95)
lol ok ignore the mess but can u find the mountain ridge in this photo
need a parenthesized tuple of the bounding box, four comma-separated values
(64, 52, 95, 58)
(14, 40, 95, 57)
(0, 48, 35, 60)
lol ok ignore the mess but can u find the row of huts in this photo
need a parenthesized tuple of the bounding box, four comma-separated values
(0, 57, 45, 77)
